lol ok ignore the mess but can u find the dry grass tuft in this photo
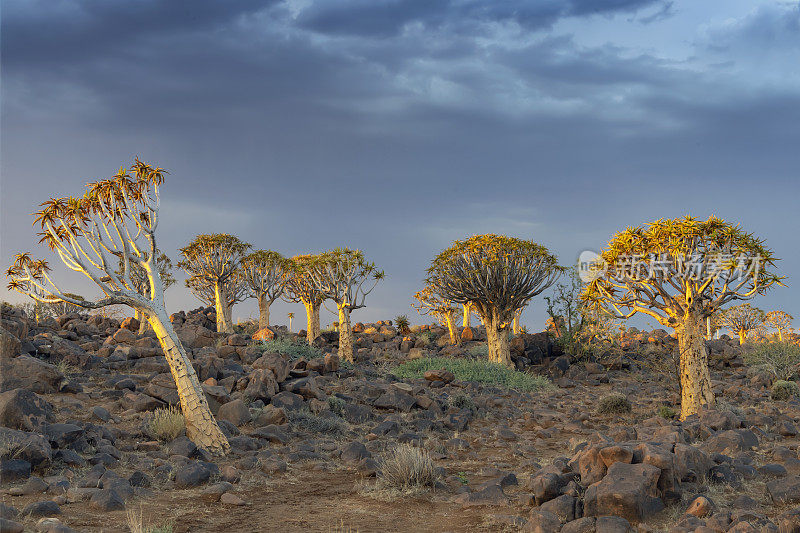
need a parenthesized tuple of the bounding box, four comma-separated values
(147, 405, 184, 442)
(597, 393, 632, 414)
(377, 443, 438, 491)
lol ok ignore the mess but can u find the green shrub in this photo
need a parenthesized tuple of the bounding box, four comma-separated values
(658, 405, 677, 419)
(378, 444, 439, 490)
(327, 396, 346, 416)
(744, 341, 800, 381)
(597, 393, 632, 415)
(394, 357, 551, 392)
(771, 380, 799, 401)
(147, 405, 184, 442)
(468, 344, 489, 357)
(417, 331, 436, 345)
(259, 338, 322, 360)
(449, 393, 475, 412)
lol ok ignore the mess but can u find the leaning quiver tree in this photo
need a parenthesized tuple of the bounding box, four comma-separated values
(427, 234, 561, 366)
(6, 160, 230, 455)
(117, 250, 175, 333)
(240, 250, 287, 329)
(284, 254, 326, 345)
(581, 216, 782, 419)
(307, 248, 383, 362)
(413, 285, 460, 345)
(178, 234, 251, 334)
(719, 303, 767, 345)
(765, 310, 794, 342)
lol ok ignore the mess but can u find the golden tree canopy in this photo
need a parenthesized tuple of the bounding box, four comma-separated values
(581, 216, 783, 327)
(426, 234, 561, 322)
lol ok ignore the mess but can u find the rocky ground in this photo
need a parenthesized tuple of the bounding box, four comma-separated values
(3, 302, 800, 533)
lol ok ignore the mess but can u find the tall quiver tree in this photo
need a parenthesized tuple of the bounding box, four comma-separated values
(581, 216, 782, 419)
(117, 251, 175, 333)
(178, 234, 251, 334)
(427, 234, 561, 367)
(240, 251, 287, 330)
(309, 248, 383, 363)
(5, 160, 230, 455)
(765, 310, 793, 341)
(413, 285, 460, 345)
(284, 254, 325, 345)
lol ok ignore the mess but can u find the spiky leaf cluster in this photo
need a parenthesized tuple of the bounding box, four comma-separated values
(581, 216, 783, 326)
(426, 234, 561, 323)
(240, 250, 288, 303)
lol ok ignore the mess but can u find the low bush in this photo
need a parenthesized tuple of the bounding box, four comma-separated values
(394, 357, 551, 392)
(658, 405, 677, 419)
(378, 444, 439, 490)
(771, 380, 799, 401)
(468, 344, 489, 357)
(743, 341, 800, 381)
(147, 405, 185, 442)
(597, 393, 632, 415)
(259, 338, 323, 360)
(449, 393, 475, 412)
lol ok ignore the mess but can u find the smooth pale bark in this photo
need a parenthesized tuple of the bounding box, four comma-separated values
(338, 306, 354, 362)
(257, 293, 271, 330)
(462, 304, 472, 328)
(512, 312, 522, 336)
(304, 301, 321, 345)
(676, 312, 715, 419)
(738, 329, 747, 345)
(484, 311, 512, 366)
(147, 309, 230, 455)
(213, 282, 234, 333)
(445, 313, 460, 345)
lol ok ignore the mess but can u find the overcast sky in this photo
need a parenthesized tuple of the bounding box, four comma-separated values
(2, 0, 798, 331)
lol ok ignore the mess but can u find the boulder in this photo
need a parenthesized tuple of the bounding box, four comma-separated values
(217, 399, 251, 427)
(252, 353, 289, 383)
(583, 463, 664, 524)
(0, 328, 22, 358)
(0, 428, 52, 468)
(0, 389, 54, 431)
(374, 389, 417, 412)
(0, 356, 65, 394)
(252, 328, 275, 342)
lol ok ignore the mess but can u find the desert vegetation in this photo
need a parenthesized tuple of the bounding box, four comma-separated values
(2, 164, 799, 533)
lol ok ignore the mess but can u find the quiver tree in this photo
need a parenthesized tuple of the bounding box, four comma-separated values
(581, 216, 782, 419)
(178, 234, 251, 334)
(5, 160, 230, 455)
(765, 310, 793, 341)
(307, 248, 383, 362)
(413, 285, 459, 345)
(427, 234, 561, 366)
(185, 271, 248, 318)
(117, 251, 175, 334)
(719, 303, 767, 345)
(240, 250, 287, 330)
(284, 254, 325, 345)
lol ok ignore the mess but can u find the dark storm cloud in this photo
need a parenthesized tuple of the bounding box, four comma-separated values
(1, 0, 798, 326)
(295, 0, 669, 37)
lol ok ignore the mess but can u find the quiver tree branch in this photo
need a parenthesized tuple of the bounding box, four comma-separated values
(413, 285, 460, 345)
(719, 303, 767, 344)
(305, 248, 384, 363)
(178, 233, 251, 334)
(580, 216, 783, 419)
(240, 250, 288, 330)
(426, 234, 561, 366)
(6, 159, 230, 456)
(284, 254, 326, 345)
(765, 310, 794, 342)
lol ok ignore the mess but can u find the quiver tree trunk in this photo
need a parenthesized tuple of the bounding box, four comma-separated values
(146, 310, 230, 456)
(257, 293, 271, 330)
(738, 329, 747, 345)
(463, 303, 472, 328)
(445, 313, 459, 345)
(484, 311, 512, 366)
(135, 309, 150, 335)
(512, 312, 521, 336)
(304, 301, 321, 345)
(338, 306, 354, 362)
(676, 312, 715, 420)
(214, 282, 234, 333)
